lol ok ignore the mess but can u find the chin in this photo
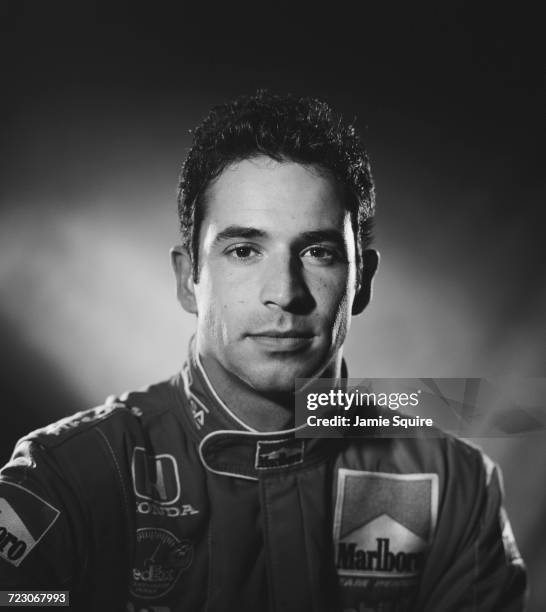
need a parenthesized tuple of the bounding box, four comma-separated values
(243, 362, 325, 395)
(244, 372, 295, 394)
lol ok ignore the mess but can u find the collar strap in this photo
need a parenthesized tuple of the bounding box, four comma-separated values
(199, 430, 337, 481)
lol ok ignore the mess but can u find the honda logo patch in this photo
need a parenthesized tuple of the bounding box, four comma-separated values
(132, 448, 181, 505)
(131, 448, 199, 518)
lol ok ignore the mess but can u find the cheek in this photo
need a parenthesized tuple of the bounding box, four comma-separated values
(196, 278, 249, 344)
(194, 274, 225, 338)
(313, 274, 354, 342)
(315, 272, 354, 316)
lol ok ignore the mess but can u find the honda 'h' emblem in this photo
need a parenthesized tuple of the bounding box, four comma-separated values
(132, 447, 181, 505)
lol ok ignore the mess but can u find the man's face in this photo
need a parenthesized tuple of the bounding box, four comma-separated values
(181, 156, 360, 393)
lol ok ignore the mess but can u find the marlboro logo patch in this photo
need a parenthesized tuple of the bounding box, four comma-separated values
(333, 469, 438, 580)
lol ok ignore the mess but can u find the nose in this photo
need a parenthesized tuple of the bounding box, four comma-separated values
(259, 253, 314, 314)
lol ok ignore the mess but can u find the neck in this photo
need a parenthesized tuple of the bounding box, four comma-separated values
(198, 354, 343, 433)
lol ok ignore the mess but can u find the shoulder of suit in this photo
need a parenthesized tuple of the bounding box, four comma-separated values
(19, 377, 180, 450)
(348, 406, 498, 482)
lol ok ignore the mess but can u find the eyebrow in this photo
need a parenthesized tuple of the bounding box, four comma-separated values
(211, 226, 267, 247)
(298, 230, 347, 247)
(211, 226, 348, 250)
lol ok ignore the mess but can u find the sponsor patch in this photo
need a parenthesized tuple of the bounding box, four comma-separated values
(255, 439, 305, 469)
(131, 406, 144, 418)
(181, 363, 209, 430)
(189, 399, 206, 429)
(130, 528, 193, 600)
(133, 449, 181, 505)
(0, 482, 60, 567)
(132, 448, 198, 518)
(334, 469, 438, 609)
(42, 404, 118, 437)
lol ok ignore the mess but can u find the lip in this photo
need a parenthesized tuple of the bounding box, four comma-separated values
(248, 331, 314, 351)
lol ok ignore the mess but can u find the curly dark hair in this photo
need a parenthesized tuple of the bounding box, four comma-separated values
(177, 90, 375, 281)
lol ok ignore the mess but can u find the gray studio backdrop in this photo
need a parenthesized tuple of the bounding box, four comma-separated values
(1, 3, 544, 607)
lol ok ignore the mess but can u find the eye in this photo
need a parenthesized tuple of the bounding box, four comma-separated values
(301, 245, 337, 264)
(225, 245, 261, 260)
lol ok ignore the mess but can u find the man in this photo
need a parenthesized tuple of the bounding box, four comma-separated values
(0, 91, 527, 611)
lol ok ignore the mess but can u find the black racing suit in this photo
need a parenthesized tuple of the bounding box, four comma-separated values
(0, 350, 527, 611)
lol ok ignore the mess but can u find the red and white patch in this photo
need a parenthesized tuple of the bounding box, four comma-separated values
(0, 482, 60, 567)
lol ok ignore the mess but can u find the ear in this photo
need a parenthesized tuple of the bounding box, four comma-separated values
(352, 249, 379, 315)
(170, 246, 198, 314)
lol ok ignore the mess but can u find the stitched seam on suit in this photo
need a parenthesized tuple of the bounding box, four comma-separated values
(296, 475, 317, 611)
(260, 480, 278, 611)
(96, 428, 130, 521)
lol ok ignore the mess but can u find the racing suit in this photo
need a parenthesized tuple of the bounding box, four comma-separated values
(0, 349, 527, 611)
